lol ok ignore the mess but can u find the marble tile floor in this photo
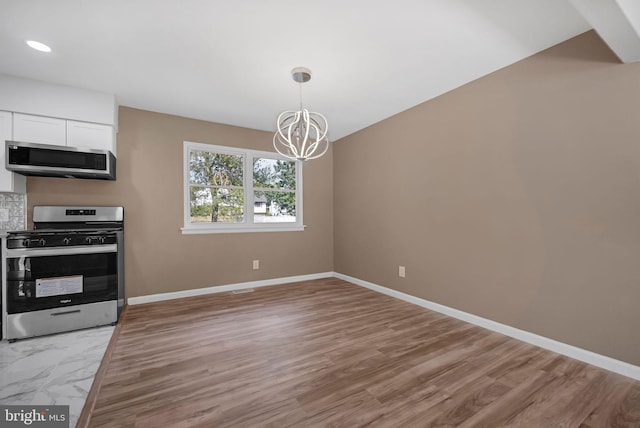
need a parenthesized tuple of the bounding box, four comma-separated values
(0, 326, 114, 428)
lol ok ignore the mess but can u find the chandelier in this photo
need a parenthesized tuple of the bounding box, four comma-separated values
(273, 67, 329, 161)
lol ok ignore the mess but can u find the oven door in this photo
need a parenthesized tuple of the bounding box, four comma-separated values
(5, 245, 118, 314)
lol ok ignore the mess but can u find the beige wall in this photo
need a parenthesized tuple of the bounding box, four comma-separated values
(334, 31, 640, 366)
(27, 107, 334, 298)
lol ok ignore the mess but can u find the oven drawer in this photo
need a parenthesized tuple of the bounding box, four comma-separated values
(6, 300, 117, 340)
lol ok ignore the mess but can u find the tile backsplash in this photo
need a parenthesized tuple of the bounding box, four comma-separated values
(0, 192, 26, 231)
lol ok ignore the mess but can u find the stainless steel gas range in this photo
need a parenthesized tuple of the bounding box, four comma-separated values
(2, 206, 124, 341)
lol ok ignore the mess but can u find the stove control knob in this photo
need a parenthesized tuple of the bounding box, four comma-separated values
(38, 239, 46, 247)
(98, 236, 106, 244)
(63, 237, 71, 245)
(85, 236, 93, 244)
(22, 239, 31, 247)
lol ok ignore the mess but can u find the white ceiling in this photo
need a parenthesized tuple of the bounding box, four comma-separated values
(0, 1, 632, 141)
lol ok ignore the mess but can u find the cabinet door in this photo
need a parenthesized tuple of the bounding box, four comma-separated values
(66, 120, 115, 154)
(13, 113, 66, 146)
(0, 111, 26, 193)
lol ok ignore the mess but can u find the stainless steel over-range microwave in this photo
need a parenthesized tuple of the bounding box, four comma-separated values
(5, 140, 116, 180)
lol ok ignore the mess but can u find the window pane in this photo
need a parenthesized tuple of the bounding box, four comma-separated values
(253, 191, 296, 223)
(190, 150, 243, 186)
(253, 158, 296, 190)
(190, 187, 244, 223)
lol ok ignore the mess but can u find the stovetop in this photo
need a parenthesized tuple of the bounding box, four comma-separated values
(5, 206, 124, 249)
(8, 228, 122, 235)
(6, 229, 121, 249)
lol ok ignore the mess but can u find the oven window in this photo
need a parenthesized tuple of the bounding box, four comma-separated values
(6, 252, 118, 314)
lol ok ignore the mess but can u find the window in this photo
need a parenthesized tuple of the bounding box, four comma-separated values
(183, 141, 303, 233)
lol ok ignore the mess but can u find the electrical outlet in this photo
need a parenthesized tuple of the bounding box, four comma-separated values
(253, 259, 260, 270)
(0, 208, 8, 222)
(399, 265, 406, 278)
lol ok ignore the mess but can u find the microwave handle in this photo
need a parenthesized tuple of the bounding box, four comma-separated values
(6, 244, 117, 258)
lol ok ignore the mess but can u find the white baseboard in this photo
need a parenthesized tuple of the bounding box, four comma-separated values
(333, 272, 640, 381)
(127, 272, 334, 305)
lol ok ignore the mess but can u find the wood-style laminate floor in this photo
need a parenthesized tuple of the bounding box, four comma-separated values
(81, 278, 640, 427)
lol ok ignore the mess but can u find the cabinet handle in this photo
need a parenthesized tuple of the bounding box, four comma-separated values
(51, 310, 81, 316)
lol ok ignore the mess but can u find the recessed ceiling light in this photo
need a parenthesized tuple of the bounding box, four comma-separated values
(26, 40, 52, 53)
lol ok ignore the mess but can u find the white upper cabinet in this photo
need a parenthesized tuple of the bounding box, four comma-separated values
(66, 120, 115, 153)
(0, 111, 26, 193)
(0, 74, 117, 128)
(11, 113, 116, 155)
(13, 113, 66, 146)
(0, 74, 118, 156)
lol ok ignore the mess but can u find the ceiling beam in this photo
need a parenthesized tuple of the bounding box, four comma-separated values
(568, 0, 640, 63)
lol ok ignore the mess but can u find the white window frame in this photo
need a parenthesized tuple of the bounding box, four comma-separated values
(182, 141, 303, 234)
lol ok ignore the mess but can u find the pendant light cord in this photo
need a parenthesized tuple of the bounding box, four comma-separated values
(299, 82, 303, 111)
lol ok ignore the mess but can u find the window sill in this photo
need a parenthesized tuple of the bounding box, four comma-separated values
(181, 224, 305, 234)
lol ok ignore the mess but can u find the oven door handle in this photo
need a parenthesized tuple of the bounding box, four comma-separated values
(6, 244, 118, 257)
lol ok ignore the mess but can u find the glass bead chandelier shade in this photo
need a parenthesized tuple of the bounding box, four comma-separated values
(273, 67, 329, 161)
